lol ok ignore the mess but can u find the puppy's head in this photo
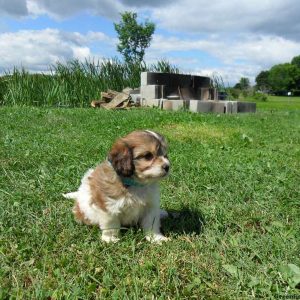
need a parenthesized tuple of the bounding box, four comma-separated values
(108, 130, 170, 183)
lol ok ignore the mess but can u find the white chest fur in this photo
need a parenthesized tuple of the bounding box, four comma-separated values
(106, 183, 160, 226)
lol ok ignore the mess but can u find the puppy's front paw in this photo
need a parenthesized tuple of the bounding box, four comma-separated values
(101, 235, 120, 243)
(146, 234, 170, 244)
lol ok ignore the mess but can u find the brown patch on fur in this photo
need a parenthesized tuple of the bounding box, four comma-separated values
(89, 166, 108, 211)
(89, 162, 128, 211)
(73, 202, 92, 225)
(108, 140, 134, 177)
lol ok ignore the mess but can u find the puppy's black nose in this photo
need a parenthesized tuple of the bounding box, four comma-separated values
(162, 164, 170, 173)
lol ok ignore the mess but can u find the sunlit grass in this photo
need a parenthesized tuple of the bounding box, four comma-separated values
(246, 95, 300, 111)
(1, 103, 299, 298)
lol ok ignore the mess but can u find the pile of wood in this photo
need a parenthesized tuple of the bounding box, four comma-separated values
(91, 88, 136, 109)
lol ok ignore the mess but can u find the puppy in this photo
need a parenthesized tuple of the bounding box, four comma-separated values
(63, 130, 170, 243)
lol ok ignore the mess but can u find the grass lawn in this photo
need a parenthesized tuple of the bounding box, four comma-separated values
(1, 99, 299, 299)
(247, 95, 300, 111)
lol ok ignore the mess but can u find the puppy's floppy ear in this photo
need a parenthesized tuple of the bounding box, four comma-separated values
(108, 140, 134, 177)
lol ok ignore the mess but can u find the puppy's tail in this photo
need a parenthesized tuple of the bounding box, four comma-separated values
(62, 192, 78, 200)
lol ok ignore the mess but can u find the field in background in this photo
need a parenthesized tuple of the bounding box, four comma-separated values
(0, 59, 179, 107)
(1, 98, 299, 298)
(248, 95, 300, 111)
(1, 59, 299, 111)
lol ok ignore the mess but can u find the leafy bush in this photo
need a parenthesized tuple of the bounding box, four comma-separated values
(292, 89, 300, 96)
(226, 88, 241, 99)
(253, 92, 268, 102)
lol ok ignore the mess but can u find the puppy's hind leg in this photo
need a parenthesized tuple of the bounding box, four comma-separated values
(62, 192, 78, 200)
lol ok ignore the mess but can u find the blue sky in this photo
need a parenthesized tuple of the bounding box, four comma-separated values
(1, 0, 300, 85)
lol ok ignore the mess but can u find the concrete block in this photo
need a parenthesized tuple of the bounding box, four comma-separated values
(237, 102, 256, 113)
(212, 101, 227, 113)
(190, 100, 243, 114)
(129, 88, 140, 95)
(129, 93, 141, 104)
(197, 88, 218, 100)
(231, 101, 238, 113)
(224, 101, 233, 114)
(141, 85, 165, 100)
(212, 101, 235, 114)
(201, 88, 210, 100)
(213, 89, 219, 100)
(162, 100, 187, 111)
(143, 72, 166, 86)
(141, 72, 208, 87)
(141, 72, 151, 86)
(190, 100, 213, 113)
(144, 98, 161, 108)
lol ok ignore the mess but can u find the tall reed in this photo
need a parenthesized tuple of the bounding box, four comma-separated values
(0, 58, 179, 107)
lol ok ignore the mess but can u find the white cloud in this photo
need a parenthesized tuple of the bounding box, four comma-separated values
(195, 65, 261, 86)
(146, 33, 300, 84)
(152, 0, 300, 41)
(0, 0, 127, 19)
(72, 47, 91, 61)
(0, 0, 28, 17)
(1, 0, 300, 83)
(0, 29, 113, 72)
(1, 0, 300, 41)
(26, 0, 125, 19)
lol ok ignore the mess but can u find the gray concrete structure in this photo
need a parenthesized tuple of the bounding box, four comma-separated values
(142, 98, 162, 108)
(140, 85, 165, 101)
(162, 100, 189, 111)
(137, 72, 256, 114)
(190, 100, 212, 113)
(189, 100, 256, 114)
(236, 101, 256, 113)
(141, 72, 214, 101)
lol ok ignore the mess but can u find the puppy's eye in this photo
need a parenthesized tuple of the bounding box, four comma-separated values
(144, 152, 153, 160)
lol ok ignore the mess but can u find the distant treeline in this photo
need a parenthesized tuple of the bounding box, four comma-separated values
(0, 59, 179, 107)
(255, 55, 300, 95)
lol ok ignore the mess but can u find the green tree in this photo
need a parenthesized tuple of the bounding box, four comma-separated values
(268, 63, 300, 93)
(240, 77, 250, 90)
(234, 77, 250, 90)
(291, 55, 300, 68)
(291, 55, 300, 90)
(114, 12, 155, 64)
(255, 70, 270, 92)
(233, 82, 241, 89)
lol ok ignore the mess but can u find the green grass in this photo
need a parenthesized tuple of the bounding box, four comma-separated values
(1, 101, 300, 298)
(246, 95, 300, 111)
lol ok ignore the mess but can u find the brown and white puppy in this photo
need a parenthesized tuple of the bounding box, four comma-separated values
(63, 130, 170, 243)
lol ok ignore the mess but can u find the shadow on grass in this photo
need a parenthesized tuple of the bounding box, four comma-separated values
(161, 207, 205, 236)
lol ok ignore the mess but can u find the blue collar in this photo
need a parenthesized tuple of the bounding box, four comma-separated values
(121, 177, 145, 187)
(106, 159, 144, 188)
